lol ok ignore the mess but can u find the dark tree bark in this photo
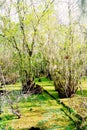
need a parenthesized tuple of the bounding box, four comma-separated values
(22, 78, 43, 94)
(54, 77, 78, 98)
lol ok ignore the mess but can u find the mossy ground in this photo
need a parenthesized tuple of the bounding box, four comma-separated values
(0, 77, 87, 130)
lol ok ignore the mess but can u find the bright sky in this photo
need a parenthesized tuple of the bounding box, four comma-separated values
(54, 0, 81, 25)
(0, 0, 86, 24)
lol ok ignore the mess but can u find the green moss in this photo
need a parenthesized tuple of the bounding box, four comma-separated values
(1, 77, 87, 130)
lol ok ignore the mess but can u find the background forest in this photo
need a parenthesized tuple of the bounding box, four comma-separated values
(0, 0, 87, 130)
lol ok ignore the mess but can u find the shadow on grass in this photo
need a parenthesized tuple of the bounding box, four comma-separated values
(47, 90, 59, 99)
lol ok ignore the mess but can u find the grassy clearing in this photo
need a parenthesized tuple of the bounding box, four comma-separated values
(0, 77, 87, 130)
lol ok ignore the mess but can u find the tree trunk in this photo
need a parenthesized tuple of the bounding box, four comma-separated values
(54, 79, 78, 98)
(22, 78, 43, 94)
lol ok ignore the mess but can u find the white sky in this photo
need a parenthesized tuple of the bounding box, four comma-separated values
(0, 0, 86, 24)
(54, 0, 81, 25)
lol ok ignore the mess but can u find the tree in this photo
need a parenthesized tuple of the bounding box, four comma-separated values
(0, 0, 55, 94)
(43, 1, 87, 98)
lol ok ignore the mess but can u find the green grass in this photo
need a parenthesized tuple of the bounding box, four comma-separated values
(77, 78, 87, 97)
(1, 77, 87, 130)
(0, 83, 21, 91)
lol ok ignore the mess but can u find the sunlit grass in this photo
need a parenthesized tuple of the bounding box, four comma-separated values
(1, 77, 87, 130)
(0, 82, 21, 91)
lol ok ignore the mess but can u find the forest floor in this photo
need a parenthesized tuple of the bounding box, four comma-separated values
(0, 77, 87, 130)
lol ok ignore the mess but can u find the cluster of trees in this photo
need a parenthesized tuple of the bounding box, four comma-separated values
(0, 0, 87, 98)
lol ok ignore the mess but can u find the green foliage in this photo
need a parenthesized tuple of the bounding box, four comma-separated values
(0, 0, 55, 85)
